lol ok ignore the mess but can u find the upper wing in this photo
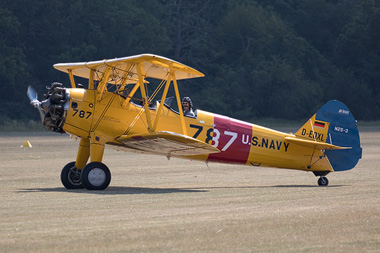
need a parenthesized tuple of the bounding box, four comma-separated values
(115, 131, 220, 157)
(53, 54, 204, 81)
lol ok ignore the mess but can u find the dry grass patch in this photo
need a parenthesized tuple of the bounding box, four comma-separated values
(0, 129, 379, 252)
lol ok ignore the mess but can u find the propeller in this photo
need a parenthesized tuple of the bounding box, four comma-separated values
(27, 85, 45, 123)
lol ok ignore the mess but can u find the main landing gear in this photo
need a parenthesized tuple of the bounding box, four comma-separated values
(60, 161, 111, 190)
(60, 136, 111, 190)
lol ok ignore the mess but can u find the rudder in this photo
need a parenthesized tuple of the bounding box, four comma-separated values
(315, 100, 362, 171)
(295, 100, 362, 171)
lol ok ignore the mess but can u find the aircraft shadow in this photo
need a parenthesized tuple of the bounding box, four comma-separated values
(18, 184, 345, 195)
(269, 184, 345, 188)
(17, 186, 208, 195)
(188, 184, 345, 190)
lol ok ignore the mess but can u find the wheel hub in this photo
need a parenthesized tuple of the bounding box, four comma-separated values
(68, 168, 82, 185)
(88, 168, 106, 187)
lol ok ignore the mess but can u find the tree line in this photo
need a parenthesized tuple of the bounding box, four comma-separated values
(1, 0, 379, 123)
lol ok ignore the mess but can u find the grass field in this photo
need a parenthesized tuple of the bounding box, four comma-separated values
(0, 128, 379, 252)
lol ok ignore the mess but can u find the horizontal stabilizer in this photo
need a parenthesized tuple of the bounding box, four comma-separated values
(284, 136, 351, 150)
(116, 131, 220, 157)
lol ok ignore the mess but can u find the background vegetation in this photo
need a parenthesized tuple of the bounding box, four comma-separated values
(1, 0, 379, 124)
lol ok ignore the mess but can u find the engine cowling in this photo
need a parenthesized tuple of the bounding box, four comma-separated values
(41, 82, 70, 133)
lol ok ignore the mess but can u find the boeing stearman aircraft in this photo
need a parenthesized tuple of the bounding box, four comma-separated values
(27, 54, 362, 190)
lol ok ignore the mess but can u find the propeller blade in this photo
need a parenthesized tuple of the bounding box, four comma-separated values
(27, 86, 38, 102)
(27, 85, 45, 123)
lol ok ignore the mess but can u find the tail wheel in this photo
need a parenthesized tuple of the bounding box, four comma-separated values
(318, 176, 329, 186)
(81, 162, 111, 190)
(61, 161, 84, 189)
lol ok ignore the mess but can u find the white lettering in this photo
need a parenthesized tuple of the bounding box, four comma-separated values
(222, 131, 238, 151)
(242, 134, 250, 145)
(334, 126, 349, 134)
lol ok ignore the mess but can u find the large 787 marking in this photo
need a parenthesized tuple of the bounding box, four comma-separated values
(190, 124, 239, 152)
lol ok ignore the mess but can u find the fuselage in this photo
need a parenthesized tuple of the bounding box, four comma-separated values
(61, 88, 331, 173)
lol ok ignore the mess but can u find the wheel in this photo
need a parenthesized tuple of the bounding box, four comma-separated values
(318, 176, 329, 186)
(61, 161, 84, 189)
(81, 162, 111, 190)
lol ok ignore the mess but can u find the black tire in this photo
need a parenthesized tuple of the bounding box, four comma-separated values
(318, 176, 329, 186)
(81, 162, 111, 190)
(61, 161, 84, 189)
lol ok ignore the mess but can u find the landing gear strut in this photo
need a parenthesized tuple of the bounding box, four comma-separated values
(62, 136, 111, 190)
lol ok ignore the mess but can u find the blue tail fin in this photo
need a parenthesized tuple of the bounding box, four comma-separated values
(316, 100, 362, 171)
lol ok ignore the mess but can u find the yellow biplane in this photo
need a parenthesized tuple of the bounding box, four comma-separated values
(28, 54, 362, 190)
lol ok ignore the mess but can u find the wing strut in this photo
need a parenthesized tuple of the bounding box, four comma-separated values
(136, 63, 153, 132)
(121, 82, 140, 109)
(119, 62, 134, 92)
(68, 69, 76, 88)
(152, 74, 172, 132)
(88, 69, 94, 90)
(96, 66, 111, 102)
(122, 65, 188, 136)
(172, 71, 188, 136)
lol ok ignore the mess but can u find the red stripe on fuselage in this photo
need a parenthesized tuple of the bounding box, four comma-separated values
(207, 115, 252, 164)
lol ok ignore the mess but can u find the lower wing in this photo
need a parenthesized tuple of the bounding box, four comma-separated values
(115, 131, 220, 157)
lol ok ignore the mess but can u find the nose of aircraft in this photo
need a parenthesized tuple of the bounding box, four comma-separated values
(27, 82, 70, 133)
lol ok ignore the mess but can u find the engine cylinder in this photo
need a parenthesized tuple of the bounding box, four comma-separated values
(42, 82, 68, 133)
